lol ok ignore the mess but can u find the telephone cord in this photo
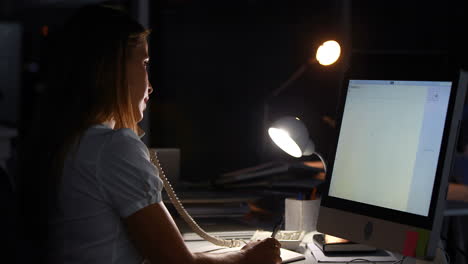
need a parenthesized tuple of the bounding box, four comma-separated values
(149, 149, 244, 248)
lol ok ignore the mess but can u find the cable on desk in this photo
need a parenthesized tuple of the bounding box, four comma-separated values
(345, 256, 406, 264)
(393, 256, 406, 264)
(438, 246, 451, 264)
(346, 258, 376, 264)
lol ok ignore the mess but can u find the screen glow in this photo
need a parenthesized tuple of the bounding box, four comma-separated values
(329, 80, 451, 216)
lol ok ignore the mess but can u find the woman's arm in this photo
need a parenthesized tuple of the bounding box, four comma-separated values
(124, 202, 196, 263)
(124, 202, 281, 264)
(447, 183, 468, 202)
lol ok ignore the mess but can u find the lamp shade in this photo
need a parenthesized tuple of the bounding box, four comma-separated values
(268, 116, 315, 158)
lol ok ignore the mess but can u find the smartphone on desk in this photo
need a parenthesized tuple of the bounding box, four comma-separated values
(313, 234, 377, 253)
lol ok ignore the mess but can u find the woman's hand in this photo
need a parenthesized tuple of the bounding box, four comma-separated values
(239, 237, 282, 264)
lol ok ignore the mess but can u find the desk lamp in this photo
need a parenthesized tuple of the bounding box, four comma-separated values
(269, 40, 341, 98)
(265, 40, 341, 170)
(268, 116, 327, 173)
(263, 40, 341, 159)
(215, 41, 341, 185)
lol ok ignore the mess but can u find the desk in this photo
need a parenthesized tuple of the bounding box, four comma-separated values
(172, 198, 455, 264)
(172, 194, 463, 264)
(181, 226, 449, 264)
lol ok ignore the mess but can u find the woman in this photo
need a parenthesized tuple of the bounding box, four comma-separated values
(18, 4, 281, 264)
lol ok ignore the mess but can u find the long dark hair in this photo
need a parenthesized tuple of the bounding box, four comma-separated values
(17, 4, 149, 262)
(43, 4, 149, 182)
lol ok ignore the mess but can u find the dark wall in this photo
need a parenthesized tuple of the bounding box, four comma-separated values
(148, 1, 346, 181)
(148, 0, 468, 182)
(8, 0, 468, 182)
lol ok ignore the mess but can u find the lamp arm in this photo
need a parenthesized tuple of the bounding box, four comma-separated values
(269, 62, 308, 98)
(314, 151, 327, 174)
(261, 61, 309, 159)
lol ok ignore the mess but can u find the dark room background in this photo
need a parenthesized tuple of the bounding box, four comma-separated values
(147, 0, 468, 182)
(1, 0, 468, 183)
(148, 0, 347, 182)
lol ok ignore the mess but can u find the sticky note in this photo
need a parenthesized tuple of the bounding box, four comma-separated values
(402, 231, 418, 257)
(416, 229, 430, 258)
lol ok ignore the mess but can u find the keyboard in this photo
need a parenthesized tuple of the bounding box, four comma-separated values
(251, 230, 306, 250)
(274, 230, 304, 240)
(182, 230, 257, 241)
(183, 229, 305, 250)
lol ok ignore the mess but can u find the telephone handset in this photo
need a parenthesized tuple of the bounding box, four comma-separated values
(149, 149, 244, 248)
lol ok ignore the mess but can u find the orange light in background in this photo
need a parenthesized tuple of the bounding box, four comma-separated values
(41, 25, 49, 37)
(315, 40, 341, 66)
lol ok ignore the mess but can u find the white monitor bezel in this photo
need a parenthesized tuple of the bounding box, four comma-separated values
(317, 69, 468, 259)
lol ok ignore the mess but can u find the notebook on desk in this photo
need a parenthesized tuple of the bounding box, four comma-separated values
(187, 242, 305, 263)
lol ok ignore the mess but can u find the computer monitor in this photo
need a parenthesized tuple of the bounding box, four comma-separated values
(317, 69, 468, 260)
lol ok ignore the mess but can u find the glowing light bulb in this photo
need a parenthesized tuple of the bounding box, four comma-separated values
(268, 128, 302, 158)
(315, 40, 341, 66)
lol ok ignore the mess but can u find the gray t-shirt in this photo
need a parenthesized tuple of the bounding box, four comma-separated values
(49, 124, 163, 264)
